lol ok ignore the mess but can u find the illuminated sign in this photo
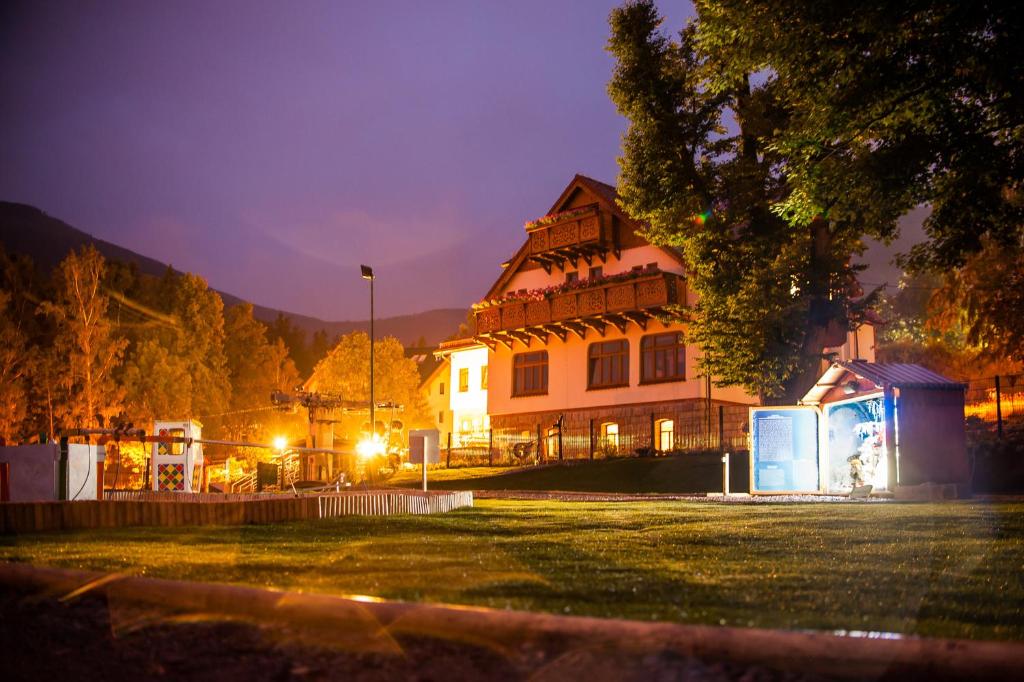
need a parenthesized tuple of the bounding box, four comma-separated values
(750, 407, 820, 493)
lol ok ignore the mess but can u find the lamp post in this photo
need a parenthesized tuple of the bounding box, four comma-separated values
(360, 265, 375, 442)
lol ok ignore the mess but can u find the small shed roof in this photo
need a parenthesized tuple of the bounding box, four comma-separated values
(801, 361, 964, 405)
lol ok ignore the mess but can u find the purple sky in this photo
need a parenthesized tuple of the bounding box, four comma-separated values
(0, 1, 914, 320)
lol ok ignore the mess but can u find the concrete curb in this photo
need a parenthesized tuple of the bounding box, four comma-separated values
(2, 562, 1022, 680)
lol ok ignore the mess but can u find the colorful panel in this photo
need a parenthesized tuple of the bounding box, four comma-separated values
(158, 463, 185, 491)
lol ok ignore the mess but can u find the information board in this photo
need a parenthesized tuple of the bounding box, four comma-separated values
(750, 407, 819, 493)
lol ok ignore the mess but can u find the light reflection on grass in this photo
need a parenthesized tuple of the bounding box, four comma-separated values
(1, 499, 1022, 641)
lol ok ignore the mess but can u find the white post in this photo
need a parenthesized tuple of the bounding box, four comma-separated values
(421, 457, 427, 492)
(722, 451, 730, 495)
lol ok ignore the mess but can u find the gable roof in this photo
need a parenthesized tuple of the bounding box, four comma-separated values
(481, 174, 686, 302)
(801, 361, 964, 405)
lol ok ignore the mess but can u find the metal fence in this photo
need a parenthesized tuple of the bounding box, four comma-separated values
(963, 373, 1024, 435)
(441, 405, 748, 468)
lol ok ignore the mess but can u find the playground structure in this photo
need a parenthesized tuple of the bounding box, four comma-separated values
(152, 420, 204, 493)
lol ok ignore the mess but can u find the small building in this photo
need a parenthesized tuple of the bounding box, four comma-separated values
(749, 361, 969, 495)
(152, 420, 204, 492)
(0, 443, 103, 502)
(418, 353, 452, 448)
(435, 338, 490, 447)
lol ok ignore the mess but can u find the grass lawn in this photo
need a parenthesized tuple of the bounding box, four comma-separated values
(2, 499, 1023, 641)
(387, 454, 747, 493)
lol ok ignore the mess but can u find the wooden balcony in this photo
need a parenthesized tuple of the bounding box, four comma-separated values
(474, 272, 685, 348)
(525, 204, 617, 273)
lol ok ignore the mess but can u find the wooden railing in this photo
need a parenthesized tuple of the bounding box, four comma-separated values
(0, 490, 475, 534)
(476, 272, 684, 334)
(527, 204, 610, 255)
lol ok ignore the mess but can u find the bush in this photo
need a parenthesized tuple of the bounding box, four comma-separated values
(968, 417, 1024, 493)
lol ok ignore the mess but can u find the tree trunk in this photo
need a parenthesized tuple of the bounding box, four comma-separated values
(776, 218, 842, 405)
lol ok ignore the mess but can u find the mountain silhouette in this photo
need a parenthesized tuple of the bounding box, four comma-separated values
(0, 201, 467, 345)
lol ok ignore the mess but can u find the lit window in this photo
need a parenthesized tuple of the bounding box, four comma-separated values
(481, 365, 488, 389)
(588, 339, 629, 388)
(513, 351, 548, 396)
(459, 367, 469, 392)
(601, 422, 619, 452)
(641, 333, 686, 383)
(656, 419, 674, 451)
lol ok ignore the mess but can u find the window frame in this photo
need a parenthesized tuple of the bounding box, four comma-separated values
(640, 332, 686, 384)
(512, 351, 549, 396)
(656, 418, 674, 451)
(458, 367, 469, 392)
(587, 339, 630, 390)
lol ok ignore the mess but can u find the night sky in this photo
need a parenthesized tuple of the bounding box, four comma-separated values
(0, 1, 915, 321)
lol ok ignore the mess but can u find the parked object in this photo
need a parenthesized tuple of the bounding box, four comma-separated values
(749, 361, 969, 496)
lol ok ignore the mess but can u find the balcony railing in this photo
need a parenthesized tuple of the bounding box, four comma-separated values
(475, 272, 685, 340)
(524, 204, 616, 270)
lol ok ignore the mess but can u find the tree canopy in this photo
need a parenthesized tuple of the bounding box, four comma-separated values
(607, 0, 1023, 399)
(694, 0, 1024, 272)
(608, 1, 877, 401)
(310, 332, 429, 430)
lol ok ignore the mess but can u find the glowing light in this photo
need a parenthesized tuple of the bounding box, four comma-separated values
(273, 436, 288, 451)
(356, 435, 386, 459)
(693, 211, 710, 225)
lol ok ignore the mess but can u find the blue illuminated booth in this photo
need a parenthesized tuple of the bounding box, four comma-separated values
(749, 362, 969, 496)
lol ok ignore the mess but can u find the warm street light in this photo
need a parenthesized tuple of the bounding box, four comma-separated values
(360, 264, 375, 443)
(273, 435, 288, 452)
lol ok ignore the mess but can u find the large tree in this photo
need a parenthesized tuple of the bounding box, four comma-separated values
(168, 273, 231, 422)
(608, 1, 877, 401)
(39, 246, 127, 429)
(310, 332, 429, 432)
(694, 0, 1024, 273)
(0, 290, 33, 442)
(223, 303, 301, 441)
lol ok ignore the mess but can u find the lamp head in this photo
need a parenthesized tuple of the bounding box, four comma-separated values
(360, 264, 374, 280)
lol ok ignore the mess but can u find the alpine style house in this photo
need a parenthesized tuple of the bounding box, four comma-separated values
(439, 175, 874, 460)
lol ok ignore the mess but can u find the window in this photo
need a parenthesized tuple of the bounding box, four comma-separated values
(438, 411, 445, 424)
(439, 382, 445, 395)
(641, 332, 686, 383)
(566, 271, 579, 284)
(601, 422, 619, 451)
(512, 351, 548, 396)
(589, 266, 603, 280)
(160, 428, 185, 456)
(458, 367, 469, 392)
(656, 419, 674, 451)
(588, 339, 629, 388)
(481, 365, 488, 390)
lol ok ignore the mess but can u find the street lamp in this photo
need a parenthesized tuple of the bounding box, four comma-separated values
(360, 264, 375, 443)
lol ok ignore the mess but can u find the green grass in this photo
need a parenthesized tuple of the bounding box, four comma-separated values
(3, 499, 1023, 641)
(388, 454, 743, 493)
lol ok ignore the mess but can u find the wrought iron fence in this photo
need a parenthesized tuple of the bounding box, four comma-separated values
(441, 404, 749, 468)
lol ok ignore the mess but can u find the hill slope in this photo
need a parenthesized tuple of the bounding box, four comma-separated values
(0, 201, 467, 344)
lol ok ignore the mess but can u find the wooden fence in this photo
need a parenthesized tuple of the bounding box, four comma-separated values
(0, 490, 474, 535)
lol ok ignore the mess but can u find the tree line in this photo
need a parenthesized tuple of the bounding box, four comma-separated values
(0, 245, 429, 447)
